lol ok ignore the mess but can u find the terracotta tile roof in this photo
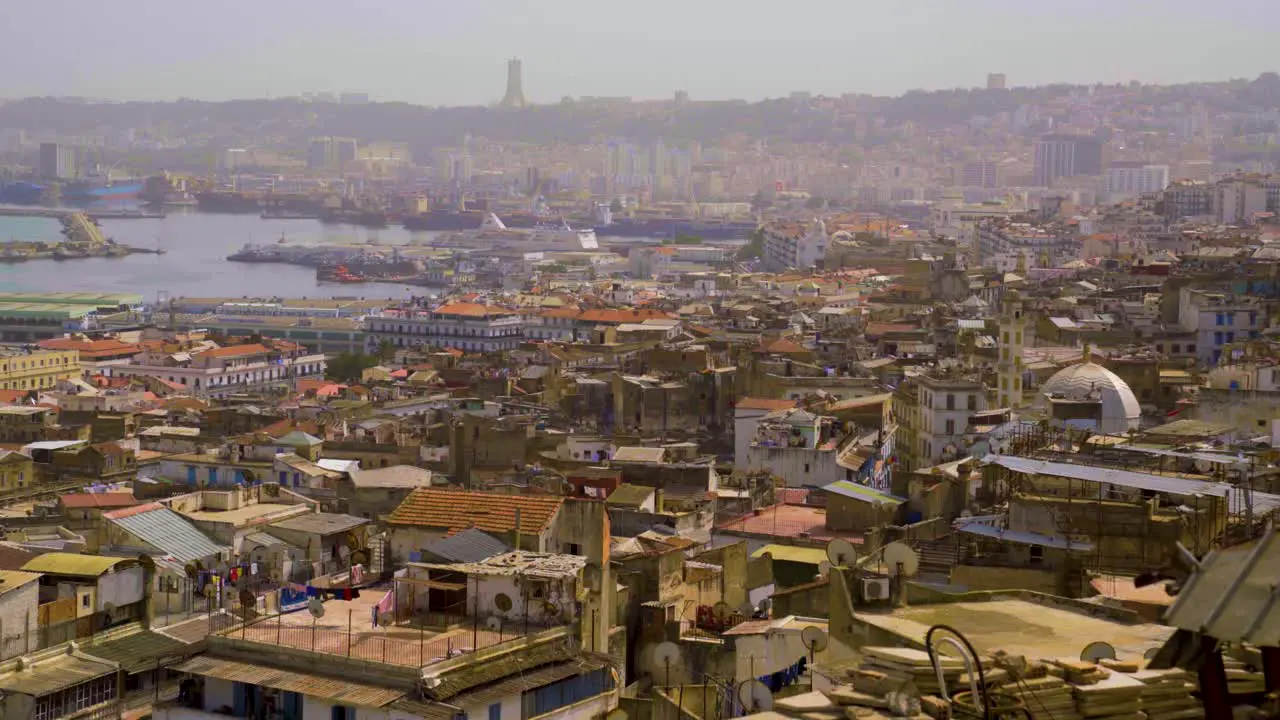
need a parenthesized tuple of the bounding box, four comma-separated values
(103, 502, 166, 520)
(433, 302, 510, 318)
(756, 337, 808, 354)
(540, 308, 582, 319)
(59, 492, 139, 509)
(198, 343, 272, 359)
(387, 488, 564, 535)
(864, 322, 920, 336)
(734, 397, 799, 411)
(716, 503, 863, 544)
(37, 338, 142, 359)
(577, 309, 672, 324)
(0, 390, 29, 404)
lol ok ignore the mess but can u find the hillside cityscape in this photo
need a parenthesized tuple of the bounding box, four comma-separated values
(0, 54, 1279, 720)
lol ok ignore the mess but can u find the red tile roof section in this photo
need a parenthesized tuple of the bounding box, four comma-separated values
(387, 488, 564, 534)
(59, 492, 139, 509)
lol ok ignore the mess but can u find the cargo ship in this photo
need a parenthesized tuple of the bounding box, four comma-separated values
(319, 208, 389, 228)
(0, 179, 143, 206)
(196, 191, 263, 214)
(596, 216, 758, 240)
(403, 209, 563, 231)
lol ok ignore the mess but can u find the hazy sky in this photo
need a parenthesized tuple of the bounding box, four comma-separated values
(1, 0, 1273, 105)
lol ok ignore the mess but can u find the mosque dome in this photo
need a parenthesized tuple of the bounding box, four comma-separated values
(1037, 358, 1141, 434)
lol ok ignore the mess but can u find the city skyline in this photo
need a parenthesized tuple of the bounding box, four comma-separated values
(0, 0, 1274, 105)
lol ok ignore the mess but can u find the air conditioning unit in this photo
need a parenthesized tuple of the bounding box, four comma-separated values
(861, 578, 890, 602)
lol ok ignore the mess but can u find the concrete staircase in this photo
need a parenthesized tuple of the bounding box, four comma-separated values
(910, 534, 965, 580)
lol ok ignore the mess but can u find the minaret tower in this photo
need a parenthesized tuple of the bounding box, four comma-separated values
(499, 58, 526, 108)
(997, 289, 1026, 408)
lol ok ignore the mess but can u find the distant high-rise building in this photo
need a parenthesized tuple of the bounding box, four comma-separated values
(674, 90, 689, 106)
(499, 58, 526, 108)
(1103, 162, 1169, 201)
(219, 148, 249, 172)
(1033, 134, 1103, 186)
(307, 137, 358, 170)
(987, 73, 1007, 90)
(961, 160, 1002, 189)
(39, 142, 77, 180)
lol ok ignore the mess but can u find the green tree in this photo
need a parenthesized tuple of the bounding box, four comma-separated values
(737, 228, 765, 260)
(609, 198, 623, 213)
(326, 352, 380, 382)
(376, 340, 396, 362)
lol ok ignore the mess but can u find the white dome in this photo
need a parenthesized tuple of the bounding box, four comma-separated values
(1038, 361, 1140, 434)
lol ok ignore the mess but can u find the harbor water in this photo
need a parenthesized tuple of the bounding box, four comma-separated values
(0, 212, 443, 300)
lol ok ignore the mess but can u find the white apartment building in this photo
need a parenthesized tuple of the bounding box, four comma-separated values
(915, 374, 986, 465)
(365, 302, 524, 353)
(763, 219, 828, 271)
(104, 343, 326, 398)
(1177, 287, 1266, 366)
(1103, 163, 1168, 202)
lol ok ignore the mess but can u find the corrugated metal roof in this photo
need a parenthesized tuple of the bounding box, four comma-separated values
(0, 570, 40, 595)
(822, 480, 906, 506)
(422, 528, 509, 564)
(1163, 530, 1280, 645)
(954, 518, 1094, 552)
(171, 656, 405, 707)
(0, 653, 116, 696)
(983, 455, 1230, 497)
(394, 660, 606, 720)
(21, 553, 133, 577)
(269, 512, 368, 536)
(82, 628, 196, 673)
(106, 505, 228, 564)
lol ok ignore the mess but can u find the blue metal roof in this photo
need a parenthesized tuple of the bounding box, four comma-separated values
(108, 506, 228, 564)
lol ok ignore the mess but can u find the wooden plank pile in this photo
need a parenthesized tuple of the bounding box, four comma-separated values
(854, 647, 969, 696)
(1127, 668, 1203, 719)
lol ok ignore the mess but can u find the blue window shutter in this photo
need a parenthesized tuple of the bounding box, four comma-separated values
(232, 683, 247, 717)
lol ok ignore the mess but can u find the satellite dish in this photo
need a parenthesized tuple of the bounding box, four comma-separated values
(738, 602, 756, 618)
(818, 560, 833, 578)
(883, 541, 920, 578)
(826, 538, 858, 567)
(650, 641, 681, 686)
(494, 593, 513, 613)
(1081, 641, 1117, 663)
(485, 616, 503, 632)
(737, 679, 774, 712)
(801, 625, 829, 656)
(307, 597, 326, 619)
